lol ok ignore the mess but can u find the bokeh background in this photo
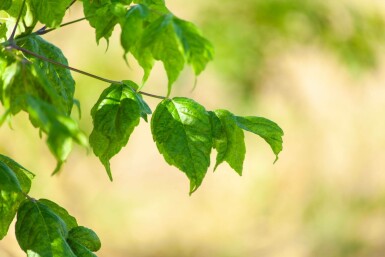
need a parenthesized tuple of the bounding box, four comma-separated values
(2, 0, 385, 256)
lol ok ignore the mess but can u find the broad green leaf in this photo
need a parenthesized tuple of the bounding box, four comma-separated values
(235, 116, 284, 162)
(133, 0, 168, 13)
(83, 1, 126, 44)
(16, 199, 76, 257)
(30, 0, 74, 28)
(0, 154, 35, 193)
(21, 35, 75, 115)
(141, 14, 185, 96)
(120, 4, 149, 56)
(173, 17, 214, 75)
(151, 97, 212, 193)
(90, 83, 142, 180)
(209, 110, 245, 175)
(39, 199, 78, 231)
(68, 226, 101, 252)
(26, 96, 88, 173)
(0, 162, 25, 239)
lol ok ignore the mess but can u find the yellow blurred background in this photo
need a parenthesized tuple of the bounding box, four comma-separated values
(2, 0, 385, 256)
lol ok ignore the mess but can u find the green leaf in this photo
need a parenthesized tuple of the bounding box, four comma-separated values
(30, 0, 74, 28)
(209, 110, 245, 175)
(68, 226, 101, 252)
(0, 0, 11, 11)
(0, 162, 25, 239)
(26, 96, 88, 173)
(15, 199, 76, 257)
(133, 0, 168, 13)
(151, 97, 212, 193)
(90, 83, 142, 180)
(122, 80, 152, 121)
(21, 35, 75, 115)
(120, 4, 149, 56)
(141, 14, 185, 95)
(0, 48, 70, 116)
(235, 116, 284, 162)
(173, 17, 214, 75)
(83, 0, 126, 44)
(38, 199, 78, 231)
(0, 154, 35, 193)
(0, 23, 7, 40)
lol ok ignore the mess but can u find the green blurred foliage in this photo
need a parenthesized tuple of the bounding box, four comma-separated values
(202, 0, 385, 97)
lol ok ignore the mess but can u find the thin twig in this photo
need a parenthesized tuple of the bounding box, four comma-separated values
(12, 45, 166, 99)
(37, 17, 88, 35)
(8, 0, 26, 41)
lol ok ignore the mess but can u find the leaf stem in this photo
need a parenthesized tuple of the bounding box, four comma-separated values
(8, 0, 26, 41)
(12, 45, 166, 99)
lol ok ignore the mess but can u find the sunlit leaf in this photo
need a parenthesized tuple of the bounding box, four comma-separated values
(15, 199, 76, 257)
(235, 116, 284, 162)
(30, 0, 73, 28)
(21, 35, 75, 115)
(0, 162, 25, 239)
(90, 83, 143, 180)
(151, 97, 212, 193)
(209, 110, 245, 175)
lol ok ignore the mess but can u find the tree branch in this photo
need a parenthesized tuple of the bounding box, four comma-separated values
(11, 45, 166, 100)
(8, 0, 26, 41)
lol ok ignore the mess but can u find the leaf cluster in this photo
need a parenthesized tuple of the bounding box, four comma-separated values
(0, 0, 284, 256)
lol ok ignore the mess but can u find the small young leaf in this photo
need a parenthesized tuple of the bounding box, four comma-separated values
(0, 162, 25, 240)
(21, 35, 76, 115)
(151, 97, 212, 193)
(39, 199, 78, 231)
(68, 226, 101, 252)
(0, 154, 35, 193)
(30, 0, 74, 28)
(15, 199, 76, 257)
(235, 116, 284, 161)
(90, 83, 142, 180)
(209, 110, 245, 175)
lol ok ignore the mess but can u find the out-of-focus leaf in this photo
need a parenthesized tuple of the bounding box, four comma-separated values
(0, 162, 25, 239)
(26, 96, 88, 173)
(30, 0, 73, 28)
(151, 97, 212, 193)
(21, 35, 75, 115)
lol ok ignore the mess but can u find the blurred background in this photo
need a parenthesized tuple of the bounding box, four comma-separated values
(1, 0, 385, 256)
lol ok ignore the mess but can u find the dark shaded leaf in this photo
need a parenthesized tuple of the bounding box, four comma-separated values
(0, 154, 35, 193)
(68, 226, 101, 252)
